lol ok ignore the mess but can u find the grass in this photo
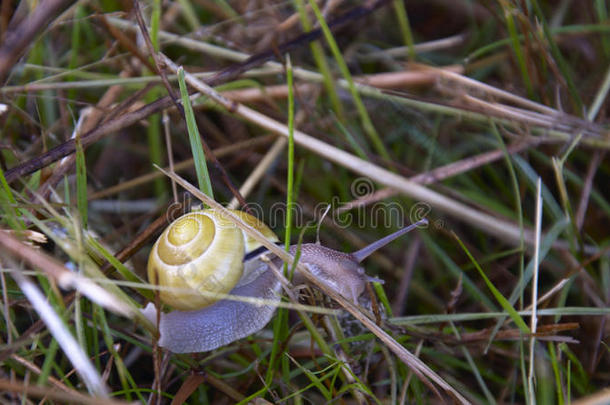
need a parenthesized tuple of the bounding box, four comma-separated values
(0, 1, 609, 403)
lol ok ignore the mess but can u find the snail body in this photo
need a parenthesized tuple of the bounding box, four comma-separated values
(145, 209, 423, 353)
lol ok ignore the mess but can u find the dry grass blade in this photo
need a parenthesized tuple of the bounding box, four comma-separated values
(572, 389, 610, 405)
(157, 166, 470, 404)
(0, 0, 73, 82)
(0, 378, 131, 405)
(0, 230, 132, 317)
(337, 140, 536, 212)
(8, 271, 109, 397)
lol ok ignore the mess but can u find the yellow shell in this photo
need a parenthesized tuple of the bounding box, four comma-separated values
(148, 209, 278, 310)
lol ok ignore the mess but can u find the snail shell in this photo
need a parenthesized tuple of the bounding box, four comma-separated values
(147, 209, 278, 310)
(144, 209, 284, 353)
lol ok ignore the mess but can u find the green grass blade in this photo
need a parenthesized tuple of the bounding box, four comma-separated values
(452, 231, 530, 333)
(86, 236, 152, 300)
(449, 322, 496, 404)
(530, 0, 583, 112)
(75, 136, 88, 228)
(392, 0, 416, 60)
(176, 0, 200, 31)
(146, 90, 166, 197)
(150, 0, 161, 51)
(595, 0, 610, 57)
(502, 2, 535, 99)
(294, 0, 345, 120)
(512, 156, 563, 221)
(177, 67, 214, 200)
(285, 54, 295, 258)
(391, 306, 610, 325)
(0, 165, 24, 230)
(423, 234, 497, 311)
(95, 305, 146, 403)
(286, 354, 331, 399)
(332, 114, 368, 160)
(548, 342, 565, 405)
(36, 338, 60, 387)
(307, 0, 391, 161)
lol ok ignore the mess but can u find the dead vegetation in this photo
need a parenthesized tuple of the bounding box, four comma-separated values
(0, 0, 609, 403)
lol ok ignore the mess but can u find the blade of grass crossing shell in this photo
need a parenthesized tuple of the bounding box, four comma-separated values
(452, 231, 530, 333)
(177, 67, 214, 200)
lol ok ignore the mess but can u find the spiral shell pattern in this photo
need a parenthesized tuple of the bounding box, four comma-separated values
(148, 209, 278, 310)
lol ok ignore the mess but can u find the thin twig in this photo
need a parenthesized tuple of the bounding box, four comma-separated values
(0, 0, 73, 83)
(88, 135, 274, 200)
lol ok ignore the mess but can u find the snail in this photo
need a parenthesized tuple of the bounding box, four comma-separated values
(142, 208, 425, 353)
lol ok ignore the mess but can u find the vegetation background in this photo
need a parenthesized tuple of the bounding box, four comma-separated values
(0, 0, 609, 403)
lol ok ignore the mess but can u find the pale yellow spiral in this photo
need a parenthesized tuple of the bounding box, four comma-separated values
(148, 209, 278, 310)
